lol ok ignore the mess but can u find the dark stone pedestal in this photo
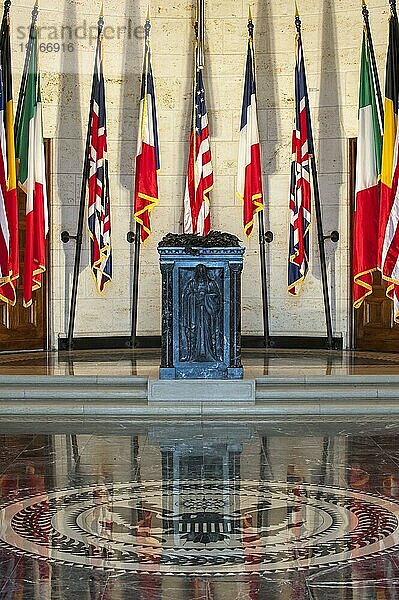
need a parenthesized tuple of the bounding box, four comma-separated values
(158, 242, 245, 380)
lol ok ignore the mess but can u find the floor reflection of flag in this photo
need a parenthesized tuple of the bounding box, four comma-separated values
(137, 508, 162, 600)
(190, 578, 214, 600)
(0, 474, 23, 600)
(242, 512, 260, 600)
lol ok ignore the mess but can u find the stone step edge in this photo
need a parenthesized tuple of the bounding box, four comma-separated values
(0, 375, 148, 386)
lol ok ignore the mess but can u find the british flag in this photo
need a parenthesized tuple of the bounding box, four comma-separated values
(87, 25, 112, 294)
(183, 53, 213, 236)
(288, 30, 312, 296)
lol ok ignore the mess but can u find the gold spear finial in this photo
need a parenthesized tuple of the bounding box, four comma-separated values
(248, 5, 253, 21)
(146, 5, 150, 20)
(34, 0, 39, 7)
(100, 1, 104, 17)
(295, 0, 299, 17)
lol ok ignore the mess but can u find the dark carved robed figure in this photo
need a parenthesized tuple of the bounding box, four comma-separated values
(181, 264, 222, 363)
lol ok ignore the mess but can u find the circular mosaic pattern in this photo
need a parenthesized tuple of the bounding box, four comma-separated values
(0, 480, 398, 575)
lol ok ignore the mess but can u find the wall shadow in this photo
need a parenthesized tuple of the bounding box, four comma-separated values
(178, 6, 197, 233)
(316, 0, 342, 332)
(57, 0, 84, 335)
(254, 0, 278, 330)
(119, 1, 142, 318)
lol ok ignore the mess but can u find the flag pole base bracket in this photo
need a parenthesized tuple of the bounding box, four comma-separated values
(324, 231, 339, 243)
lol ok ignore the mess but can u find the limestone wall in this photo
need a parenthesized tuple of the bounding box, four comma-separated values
(11, 0, 390, 346)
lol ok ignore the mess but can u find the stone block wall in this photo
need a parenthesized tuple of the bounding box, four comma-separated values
(11, 0, 390, 346)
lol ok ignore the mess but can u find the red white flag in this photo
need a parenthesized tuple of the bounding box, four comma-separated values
(353, 28, 382, 308)
(0, 7, 18, 306)
(134, 16, 160, 243)
(237, 15, 263, 238)
(0, 63, 12, 304)
(16, 23, 48, 308)
(183, 48, 213, 236)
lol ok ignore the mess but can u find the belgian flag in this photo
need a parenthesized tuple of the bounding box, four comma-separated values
(378, 5, 399, 306)
(0, 3, 19, 306)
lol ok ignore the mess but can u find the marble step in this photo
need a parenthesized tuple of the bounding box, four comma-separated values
(0, 376, 148, 416)
(0, 374, 398, 418)
(256, 375, 399, 400)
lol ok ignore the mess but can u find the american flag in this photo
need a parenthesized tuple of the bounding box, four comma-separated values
(134, 16, 160, 244)
(183, 57, 213, 236)
(87, 26, 112, 294)
(288, 31, 312, 296)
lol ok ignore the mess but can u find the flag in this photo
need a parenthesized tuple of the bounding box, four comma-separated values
(0, 64, 11, 305)
(16, 24, 48, 309)
(288, 28, 312, 296)
(183, 46, 213, 236)
(378, 8, 399, 320)
(87, 22, 112, 293)
(134, 15, 160, 244)
(353, 28, 382, 309)
(236, 15, 264, 238)
(0, 7, 18, 306)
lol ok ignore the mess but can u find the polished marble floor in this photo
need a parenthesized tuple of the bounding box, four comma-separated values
(1, 347, 399, 378)
(1, 420, 399, 598)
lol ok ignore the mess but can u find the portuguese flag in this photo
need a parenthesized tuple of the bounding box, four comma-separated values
(353, 28, 382, 308)
(16, 26, 48, 308)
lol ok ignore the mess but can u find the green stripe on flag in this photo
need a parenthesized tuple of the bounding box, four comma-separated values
(359, 30, 382, 177)
(16, 27, 38, 189)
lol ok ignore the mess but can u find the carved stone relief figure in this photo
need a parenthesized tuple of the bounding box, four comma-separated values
(181, 264, 222, 363)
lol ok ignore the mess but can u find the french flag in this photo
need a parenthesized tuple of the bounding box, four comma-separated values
(236, 15, 264, 238)
(134, 15, 160, 244)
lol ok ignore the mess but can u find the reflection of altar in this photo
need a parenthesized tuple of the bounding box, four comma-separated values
(153, 426, 251, 547)
(159, 243, 245, 380)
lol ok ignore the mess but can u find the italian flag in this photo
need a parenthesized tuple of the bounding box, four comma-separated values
(16, 27, 48, 309)
(353, 29, 382, 309)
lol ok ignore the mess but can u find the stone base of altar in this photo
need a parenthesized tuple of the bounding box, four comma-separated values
(158, 238, 245, 381)
(148, 379, 255, 404)
(159, 366, 244, 380)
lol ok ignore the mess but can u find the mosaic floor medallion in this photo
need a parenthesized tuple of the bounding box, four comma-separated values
(0, 480, 398, 575)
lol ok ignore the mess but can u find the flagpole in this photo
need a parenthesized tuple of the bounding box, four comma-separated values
(295, 11, 334, 349)
(129, 221, 141, 348)
(362, 0, 384, 126)
(0, 0, 11, 44)
(64, 12, 104, 350)
(248, 13, 271, 348)
(15, 0, 39, 134)
(198, 0, 205, 69)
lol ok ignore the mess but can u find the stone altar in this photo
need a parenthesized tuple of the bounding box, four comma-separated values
(158, 232, 245, 380)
